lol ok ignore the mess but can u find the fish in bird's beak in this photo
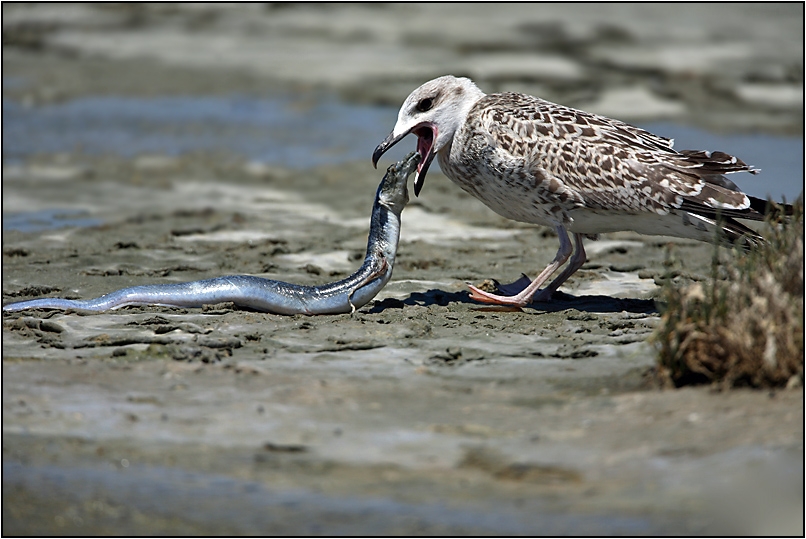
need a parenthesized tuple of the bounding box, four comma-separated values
(372, 122, 438, 197)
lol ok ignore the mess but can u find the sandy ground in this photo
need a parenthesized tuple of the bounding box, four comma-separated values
(2, 3, 803, 535)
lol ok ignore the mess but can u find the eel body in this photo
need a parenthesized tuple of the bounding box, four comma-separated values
(2, 153, 419, 315)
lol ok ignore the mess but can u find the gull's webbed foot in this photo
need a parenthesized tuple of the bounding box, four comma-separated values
(467, 273, 556, 306)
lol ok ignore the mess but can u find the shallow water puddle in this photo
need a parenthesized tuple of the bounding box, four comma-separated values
(3, 208, 103, 233)
(2, 95, 395, 168)
(3, 94, 802, 198)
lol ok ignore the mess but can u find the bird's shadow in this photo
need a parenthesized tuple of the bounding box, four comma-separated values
(367, 289, 659, 315)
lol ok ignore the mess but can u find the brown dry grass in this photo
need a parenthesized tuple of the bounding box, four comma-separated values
(653, 202, 804, 389)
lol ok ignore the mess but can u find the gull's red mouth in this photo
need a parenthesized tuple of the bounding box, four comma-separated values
(412, 123, 437, 197)
(413, 124, 434, 173)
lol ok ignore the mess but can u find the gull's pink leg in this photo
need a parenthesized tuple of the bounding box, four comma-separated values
(529, 233, 587, 302)
(483, 233, 587, 302)
(468, 225, 572, 306)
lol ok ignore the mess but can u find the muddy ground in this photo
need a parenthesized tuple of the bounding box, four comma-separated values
(2, 3, 803, 535)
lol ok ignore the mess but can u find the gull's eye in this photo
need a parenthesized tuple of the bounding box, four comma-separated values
(416, 97, 434, 113)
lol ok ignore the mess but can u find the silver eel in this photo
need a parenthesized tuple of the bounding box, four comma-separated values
(2, 152, 419, 315)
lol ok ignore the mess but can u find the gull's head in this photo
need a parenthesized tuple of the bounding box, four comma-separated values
(372, 75, 485, 196)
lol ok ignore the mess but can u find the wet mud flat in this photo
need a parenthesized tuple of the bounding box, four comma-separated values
(3, 154, 803, 535)
(3, 2, 803, 535)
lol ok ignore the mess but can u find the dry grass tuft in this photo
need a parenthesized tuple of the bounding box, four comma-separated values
(653, 202, 804, 389)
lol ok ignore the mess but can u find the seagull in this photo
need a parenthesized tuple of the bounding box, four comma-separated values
(372, 75, 787, 306)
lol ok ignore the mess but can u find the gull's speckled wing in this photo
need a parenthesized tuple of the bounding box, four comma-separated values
(463, 92, 759, 218)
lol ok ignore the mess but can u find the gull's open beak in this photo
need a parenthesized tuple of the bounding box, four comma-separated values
(372, 131, 406, 169)
(372, 123, 437, 197)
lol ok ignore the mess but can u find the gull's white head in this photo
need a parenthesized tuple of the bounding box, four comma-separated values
(372, 75, 485, 196)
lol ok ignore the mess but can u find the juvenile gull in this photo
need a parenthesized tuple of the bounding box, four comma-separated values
(372, 75, 789, 306)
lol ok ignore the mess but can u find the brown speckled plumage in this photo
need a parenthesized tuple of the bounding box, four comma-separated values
(441, 91, 758, 229)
